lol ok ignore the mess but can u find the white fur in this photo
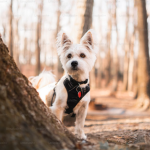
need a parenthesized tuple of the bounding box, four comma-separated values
(29, 29, 98, 139)
(29, 70, 55, 90)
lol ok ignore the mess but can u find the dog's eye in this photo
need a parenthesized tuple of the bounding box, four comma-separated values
(80, 53, 86, 58)
(67, 54, 72, 58)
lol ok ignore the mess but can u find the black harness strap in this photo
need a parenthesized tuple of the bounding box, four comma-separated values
(64, 76, 90, 117)
(51, 88, 56, 106)
(51, 80, 59, 106)
(51, 76, 90, 117)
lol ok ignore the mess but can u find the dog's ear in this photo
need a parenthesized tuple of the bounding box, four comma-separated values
(61, 33, 72, 47)
(80, 29, 98, 54)
(56, 32, 72, 55)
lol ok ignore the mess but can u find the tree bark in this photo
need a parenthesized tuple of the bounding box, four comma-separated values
(136, 0, 150, 110)
(0, 37, 78, 150)
(73, 0, 94, 43)
(8, 0, 13, 57)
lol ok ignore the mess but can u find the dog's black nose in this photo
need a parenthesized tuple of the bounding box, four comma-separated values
(71, 61, 78, 67)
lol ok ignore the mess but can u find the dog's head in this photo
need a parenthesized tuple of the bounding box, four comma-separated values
(56, 29, 98, 76)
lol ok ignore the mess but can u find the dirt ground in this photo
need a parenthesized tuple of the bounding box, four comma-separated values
(67, 89, 150, 150)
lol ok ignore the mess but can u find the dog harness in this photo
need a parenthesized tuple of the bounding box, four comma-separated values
(51, 76, 90, 117)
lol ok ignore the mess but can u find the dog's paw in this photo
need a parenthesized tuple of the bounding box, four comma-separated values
(81, 134, 87, 140)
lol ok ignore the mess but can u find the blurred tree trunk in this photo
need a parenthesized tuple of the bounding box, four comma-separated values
(35, 1, 43, 75)
(73, 0, 94, 87)
(24, 37, 27, 63)
(27, 38, 32, 65)
(123, 0, 129, 91)
(112, 0, 118, 91)
(8, 0, 13, 57)
(2, 24, 6, 43)
(56, 0, 63, 80)
(127, 1, 136, 92)
(28, 23, 35, 65)
(73, 0, 94, 43)
(0, 37, 78, 150)
(136, 0, 150, 110)
(96, 48, 102, 88)
(128, 30, 135, 91)
(55, 0, 61, 37)
(14, 18, 20, 67)
(96, 3, 102, 88)
(105, 7, 112, 87)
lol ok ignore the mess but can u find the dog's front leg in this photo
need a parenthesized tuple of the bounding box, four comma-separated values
(75, 101, 89, 139)
(49, 84, 67, 122)
(50, 105, 64, 121)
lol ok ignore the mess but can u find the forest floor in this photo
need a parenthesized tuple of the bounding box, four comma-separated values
(67, 89, 150, 150)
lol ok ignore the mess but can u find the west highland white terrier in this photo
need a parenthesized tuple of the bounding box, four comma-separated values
(29, 29, 98, 139)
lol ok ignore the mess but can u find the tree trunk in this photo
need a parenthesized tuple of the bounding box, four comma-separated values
(35, 1, 43, 75)
(105, 7, 112, 87)
(128, 29, 135, 92)
(96, 53, 101, 88)
(24, 37, 27, 63)
(0, 37, 78, 150)
(127, 1, 136, 92)
(73, 0, 94, 87)
(73, 0, 94, 43)
(56, 0, 64, 80)
(136, 0, 150, 110)
(14, 19, 20, 66)
(123, 0, 129, 91)
(112, 0, 119, 91)
(8, 0, 13, 57)
(27, 38, 32, 65)
(2, 24, 6, 43)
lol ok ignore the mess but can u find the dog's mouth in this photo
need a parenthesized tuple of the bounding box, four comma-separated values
(71, 67, 79, 71)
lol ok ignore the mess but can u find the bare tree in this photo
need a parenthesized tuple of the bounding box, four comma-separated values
(13, 2, 26, 67)
(2, 23, 6, 43)
(56, 0, 63, 80)
(55, 0, 61, 37)
(112, 0, 119, 91)
(95, 54, 101, 88)
(72, 0, 94, 87)
(105, 4, 112, 87)
(35, 0, 43, 75)
(73, 0, 94, 43)
(8, 0, 13, 56)
(24, 37, 27, 63)
(128, 29, 135, 91)
(123, 0, 130, 91)
(128, 2, 136, 92)
(136, 0, 150, 110)
(13, 18, 20, 66)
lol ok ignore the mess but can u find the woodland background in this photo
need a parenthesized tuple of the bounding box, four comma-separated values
(0, 0, 150, 149)
(0, 0, 150, 110)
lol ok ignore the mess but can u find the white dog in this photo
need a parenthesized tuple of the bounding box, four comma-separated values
(29, 29, 98, 139)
